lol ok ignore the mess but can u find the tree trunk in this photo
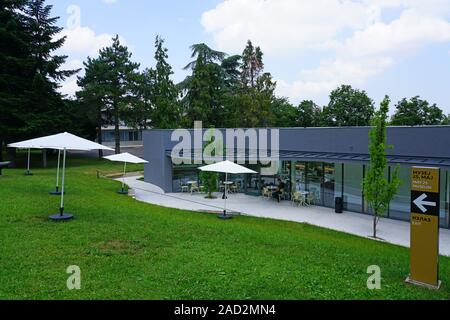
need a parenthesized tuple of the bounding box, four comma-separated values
(0, 139, 3, 162)
(114, 102, 120, 155)
(97, 107, 103, 158)
(42, 149, 47, 168)
(0, 139, 3, 175)
(373, 213, 377, 239)
(7, 147, 16, 166)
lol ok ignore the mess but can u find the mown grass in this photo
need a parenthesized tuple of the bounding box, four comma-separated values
(0, 153, 449, 300)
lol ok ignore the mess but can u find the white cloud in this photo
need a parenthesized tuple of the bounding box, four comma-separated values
(102, 0, 117, 4)
(59, 78, 80, 97)
(57, 26, 115, 97)
(202, 0, 450, 102)
(202, 0, 370, 55)
(60, 26, 119, 57)
(56, 5, 128, 97)
(58, 59, 83, 97)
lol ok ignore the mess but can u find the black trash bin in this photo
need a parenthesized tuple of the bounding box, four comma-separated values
(335, 197, 343, 214)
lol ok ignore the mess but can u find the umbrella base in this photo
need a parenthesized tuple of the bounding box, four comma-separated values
(117, 188, 128, 195)
(218, 212, 233, 220)
(50, 187, 64, 196)
(49, 213, 74, 221)
(25, 172, 33, 176)
(49, 191, 65, 196)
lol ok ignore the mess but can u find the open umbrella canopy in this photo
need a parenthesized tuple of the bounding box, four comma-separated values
(199, 161, 256, 220)
(8, 132, 113, 151)
(104, 153, 148, 195)
(9, 133, 113, 221)
(104, 153, 148, 164)
(8, 137, 45, 149)
(198, 160, 256, 174)
(7, 137, 43, 176)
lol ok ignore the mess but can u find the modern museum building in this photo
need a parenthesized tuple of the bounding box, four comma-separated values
(143, 126, 450, 229)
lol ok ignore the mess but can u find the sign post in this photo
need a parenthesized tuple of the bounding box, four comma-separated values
(406, 166, 441, 289)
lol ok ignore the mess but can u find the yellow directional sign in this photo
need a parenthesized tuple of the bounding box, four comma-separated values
(407, 167, 440, 289)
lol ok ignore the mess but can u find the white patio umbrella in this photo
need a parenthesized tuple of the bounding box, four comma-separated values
(199, 160, 256, 219)
(103, 153, 148, 194)
(10, 132, 113, 221)
(8, 137, 44, 176)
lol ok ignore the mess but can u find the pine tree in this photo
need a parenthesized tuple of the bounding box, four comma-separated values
(21, 0, 79, 137)
(241, 40, 264, 89)
(98, 35, 140, 154)
(0, 0, 31, 157)
(235, 41, 276, 127)
(77, 56, 111, 157)
(149, 36, 180, 129)
(180, 43, 226, 127)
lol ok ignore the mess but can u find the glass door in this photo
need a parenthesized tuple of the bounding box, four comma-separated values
(323, 163, 335, 208)
(307, 162, 323, 205)
(245, 164, 261, 196)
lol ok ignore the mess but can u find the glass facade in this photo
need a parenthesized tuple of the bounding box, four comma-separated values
(347, 164, 365, 212)
(389, 166, 411, 221)
(171, 160, 450, 229)
(102, 130, 142, 143)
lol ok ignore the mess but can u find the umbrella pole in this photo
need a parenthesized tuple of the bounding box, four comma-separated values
(218, 172, 232, 220)
(121, 162, 127, 194)
(224, 173, 228, 217)
(117, 162, 128, 195)
(25, 149, 32, 176)
(50, 148, 73, 221)
(60, 148, 66, 216)
(50, 149, 61, 195)
(56, 149, 61, 192)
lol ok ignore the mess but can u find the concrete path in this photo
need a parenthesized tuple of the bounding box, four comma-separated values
(123, 177, 450, 256)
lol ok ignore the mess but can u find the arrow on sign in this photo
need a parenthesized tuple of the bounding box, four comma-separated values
(413, 193, 437, 213)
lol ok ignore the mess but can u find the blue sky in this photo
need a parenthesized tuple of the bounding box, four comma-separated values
(50, 0, 450, 114)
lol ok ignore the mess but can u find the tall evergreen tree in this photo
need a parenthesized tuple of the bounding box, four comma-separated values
(220, 55, 241, 91)
(148, 36, 180, 129)
(77, 56, 111, 157)
(1, 0, 78, 161)
(0, 0, 31, 158)
(97, 35, 140, 154)
(233, 41, 276, 127)
(180, 43, 226, 127)
(241, 40, 264, 89)
(22, 0, 79, 137)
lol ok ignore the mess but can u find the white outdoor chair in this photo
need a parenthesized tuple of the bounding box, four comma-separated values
(180, 182, 189, 193)
(292, 192, 307, 206)
(190, 182, 200, 195)
(306, 192, 316, 206)
(262, 187, 272, 200)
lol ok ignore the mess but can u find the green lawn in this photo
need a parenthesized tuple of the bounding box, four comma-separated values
(0, 153, 449, 300)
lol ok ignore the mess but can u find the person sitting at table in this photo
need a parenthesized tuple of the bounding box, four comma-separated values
(272, 178, 286, 203)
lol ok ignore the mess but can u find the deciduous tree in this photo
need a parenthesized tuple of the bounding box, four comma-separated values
(363, 96, 401, 239)
(391, 96, 446, 126)
(324, 85, 374, 127)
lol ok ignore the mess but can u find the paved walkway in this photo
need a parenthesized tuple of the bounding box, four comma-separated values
(123, 177, 450, 256)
